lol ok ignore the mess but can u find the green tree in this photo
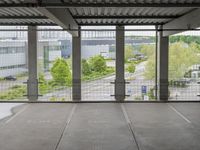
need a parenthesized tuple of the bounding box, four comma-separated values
(127, 63, 136, 73)
(82, 59, 91, 75)
(144, 54, 155, 79)
(170, 35, 200, 45)
(50, 58, 72, 86)
(140, 45, 155, 57)
(89, 55, 106, 73)
(169, 42, 198, 80)
(125, 45, 135, 61)
(143, 42, 199, 80)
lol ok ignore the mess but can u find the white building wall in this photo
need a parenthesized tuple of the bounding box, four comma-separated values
(0, 53, 25, 67)
(49, 51, 62, 61)
(0, 68, 27, 77)
(81, 45, 110, 59)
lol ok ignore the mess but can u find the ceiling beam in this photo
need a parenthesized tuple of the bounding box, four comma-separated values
(74, 15, 178, 19)
(163, 9, 200, 36)
(78, 23, 159, 26)
(0, 15, 178, 20)
(0, 16, 47, 19)
(0, 3, 200, 8)
(0, 23, 56, 26)
(37, 8, 79, 36)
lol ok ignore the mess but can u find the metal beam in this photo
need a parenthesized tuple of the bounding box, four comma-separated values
(38, 8, 79, 36)
(163, 9, 200, 36)
(74, 16, 178, 19)
(0, 23, 56, 26)
(78, 23, 160, 26)
(0, 16, 47, 19)
(1, 3, 200, 8)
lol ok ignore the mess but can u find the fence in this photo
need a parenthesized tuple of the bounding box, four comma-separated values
(82, 79, 115, 101)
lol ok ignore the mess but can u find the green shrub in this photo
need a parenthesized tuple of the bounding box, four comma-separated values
(127, 63, 136, 73)
(89, 55, 106, 73)
(82, 59, 91, 75)
(0, 85, 26, 100)
(38, 73, 49, 94)
(50, 58, 72, 86)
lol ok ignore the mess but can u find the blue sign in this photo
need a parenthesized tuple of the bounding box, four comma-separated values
(141, 86, 147, 94)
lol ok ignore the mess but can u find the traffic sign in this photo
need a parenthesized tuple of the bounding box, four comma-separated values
(141, 86, 147, 94)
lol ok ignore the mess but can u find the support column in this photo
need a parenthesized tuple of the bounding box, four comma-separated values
(157, 26, 169, 101)
(115, 26, 125, 101)
(72, 28, 81, 101)
(27, 26, 38, 101)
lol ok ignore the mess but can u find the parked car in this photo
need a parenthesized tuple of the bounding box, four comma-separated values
(4, 76, 17, 81)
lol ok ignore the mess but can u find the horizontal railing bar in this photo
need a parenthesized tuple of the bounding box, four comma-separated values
(0, 28, 200, 32)
(0, 101, 200, 103)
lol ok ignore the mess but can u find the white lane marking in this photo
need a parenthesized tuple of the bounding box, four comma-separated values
(168, 104, 191, 124)
(121, 104, 141, 150)
(5, 104, 29, 124)
(66, 104, 76, 125)
(55, 104, 77, 150)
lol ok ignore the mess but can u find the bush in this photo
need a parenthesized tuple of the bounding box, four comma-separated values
(148, 87, 155, 100)
(82, 59, 91, 75)
(50, 58, 72, 86)
(38, 73, 49, 94)
(89, 55, 106, 73)
(127, 63, 136, 73)
(0, 85, 26, 100)
(81, 55, 115, 81)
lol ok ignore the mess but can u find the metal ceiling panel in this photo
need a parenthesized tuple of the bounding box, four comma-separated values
(0, 0, 199, 26)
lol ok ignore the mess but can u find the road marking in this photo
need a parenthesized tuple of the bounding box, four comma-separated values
(121, 104, 140, 150)
(5, 104, 29, 124)
(168, 104, 191, 124)
(55, 104, 77, 150)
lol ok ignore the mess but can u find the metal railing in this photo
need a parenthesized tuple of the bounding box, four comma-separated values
(82, 79, 115, 101)
(1, 79, 199, 102)
(169, 81, 200, 101)
(0, 80, 28, 101)
(38, 81, 72, 102)
(125, 79, 156, 101)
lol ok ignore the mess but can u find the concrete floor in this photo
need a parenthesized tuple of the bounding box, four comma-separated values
(0, 103, 200, 150)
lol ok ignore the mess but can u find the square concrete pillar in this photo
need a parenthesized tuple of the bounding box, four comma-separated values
(157, 26, 169, 101)
(115, 26, 125, 101)
(72, 29, 81, 101)
(27, 26, 38, 101)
